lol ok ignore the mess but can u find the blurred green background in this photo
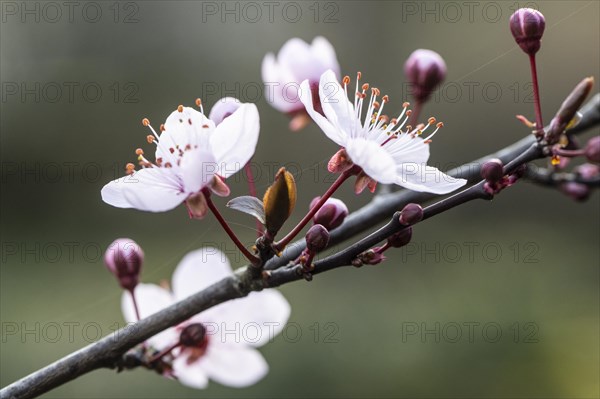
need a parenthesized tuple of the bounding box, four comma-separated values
(1, 1, 599, 397)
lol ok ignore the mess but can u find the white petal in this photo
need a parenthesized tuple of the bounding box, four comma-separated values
(299, 79, 346, 146)
(208, 97, 242, 125)
(210, 103, 260, 178)
(181, 148, 217, 194)
(395, 163, 467, 194)
(277, 38, 314, 80)
(311, 37, 341, 78)
(120, 168, 185, 212)
(201, 289, 291, 347)
(121, 284, 178, 349)
(172, 354, 209, 389)
(172, 248, 234, 302)
(386, 135, 431, 164)
(318, 70, 360, 138)
(200, 343, 268, 388)
(346, 138, 397, 183)
(101, 176, 134, 208)
(261, 54, 301, 113)
(158, 107, 214, 161)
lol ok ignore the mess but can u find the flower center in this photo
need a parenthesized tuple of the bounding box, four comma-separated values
(341, 72, 444, 148)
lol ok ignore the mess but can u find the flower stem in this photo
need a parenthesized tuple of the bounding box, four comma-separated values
(274, 171, 352, 252)
(148, 342, 180, 364)
(244, 161, 263, 237)
(409, 100, 422, 127)
(529, 54, 544, 132)
(129, 289, 141, 322)
(203, 190, 260, 265)
(554, 148, 585, 157)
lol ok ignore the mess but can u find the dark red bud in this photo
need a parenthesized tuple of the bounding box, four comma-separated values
(104, 238, 144, 291)
(584, 136, 600, 164)
(404, 49, 447, 103)
(311, 197, 349, 231)
(560, 182, 590, 202)
(480, 158, 505, 182)
(305, 224, 330, 252)
(180, 323, 207, 347)
(387, 227, 413, 248)
(509, 8, 545, 55)
(399, 203, 424, 226)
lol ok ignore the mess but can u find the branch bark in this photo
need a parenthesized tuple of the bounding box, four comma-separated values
(1, 94, 598, 399)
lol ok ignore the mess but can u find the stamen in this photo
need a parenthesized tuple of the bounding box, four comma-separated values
(382, 95, 389, 103)
(428, 117, 436, 125)
(362, 83, 369, 91)
(142, 118, 150, 127)
(195, 98, 202, 107)
(160, 124, 165, 131)
(135, 148, 144, 155)
(177, 105, 184, 113)
(146, 135, 155, 144)
(343, 76, 350, 85)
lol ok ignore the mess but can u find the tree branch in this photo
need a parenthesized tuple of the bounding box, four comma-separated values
(1, 94, 598, 399)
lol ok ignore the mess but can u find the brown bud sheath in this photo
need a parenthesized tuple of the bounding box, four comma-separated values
(263, 167, 297, 236)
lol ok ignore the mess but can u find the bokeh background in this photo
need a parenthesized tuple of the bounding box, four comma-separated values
(1, 1, 599, 397)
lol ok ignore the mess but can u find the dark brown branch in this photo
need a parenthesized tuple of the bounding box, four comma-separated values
(1, 94, 598, 399)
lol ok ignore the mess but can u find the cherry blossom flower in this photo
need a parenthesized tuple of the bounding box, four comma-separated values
(101, 100, 259, 218)
(122, 247, 291, 389)
(299, 69, 467, 194)
(262, 37, 340, 131)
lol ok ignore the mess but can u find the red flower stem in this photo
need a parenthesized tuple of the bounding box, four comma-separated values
(554, 148, 585, 157)
(203, 190, 260, 265)
(244, 161, 263, 237)
(148, 342, 181, 364)
(408, 100, 422, 127)
(128, 289, 141, 322)
(529, 54, 544, 132)
(274, 171, 352, 252)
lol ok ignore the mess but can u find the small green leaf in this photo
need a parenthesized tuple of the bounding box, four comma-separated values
(226, 196, 266, 224)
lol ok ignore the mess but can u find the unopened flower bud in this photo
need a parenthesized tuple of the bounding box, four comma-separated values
(404, 49, 447, 103)
(305, 224, 330, 252)
(584, 136, 600, 164)
(180, 324, 207, 347)
(509, 8, 545, 55)
(547, 77, 594, 144)
(575, 163, 600, 179)
(311, 197, 349, 231)
(399, 203, 423, 225)
(560, 182, 590, 202)
(104, 238, 144, 291)
(208, 97, 242, 125)
(387, 227, 413, 248)
(481, 159, 505, 182)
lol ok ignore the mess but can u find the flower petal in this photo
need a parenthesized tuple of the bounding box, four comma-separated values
(181, 148, 218, 194)
(346, 138, 397, 184)
(172, 354, 209, 389)
(158, 107, 214, 161)
(386, 135, 431, 165)
(121, 284, 178, 349)
(299, 79, 346, 146)
(311, 37, 341, 79)
(208, 97, 242, 125)
(172, 248, 234, 302)
(101, 176, 135, 209)
(120, 168, 185, 212)
(395, 163, 467, 194)
(201, 289, 291, 347)
(210, 103, 260, 178)
(261, 53, 302, 113)
(318, 70, 360, 139)
(200, 343, 269, 388)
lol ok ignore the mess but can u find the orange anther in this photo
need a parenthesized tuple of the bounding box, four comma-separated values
(406, 110, 412, 116)
(362, 83, 369, 91)
(373, 101, 380, 109)
(382, 95, 389, 103)
(436, 122, 444, 128)
(195, 98, 202, 107)
(142, 118, 150, 126)
(135, 148, 144, 155)
(403, 101, 410, 108)
(146, 135, 155, 144)
(177, 105, 184, 112)
(424, 139, 433, 144)
(160, 124, 165, 131)
(357, 71, 362, 80)
(428, 117, 436, 125)
(343, 76, 350, 85)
